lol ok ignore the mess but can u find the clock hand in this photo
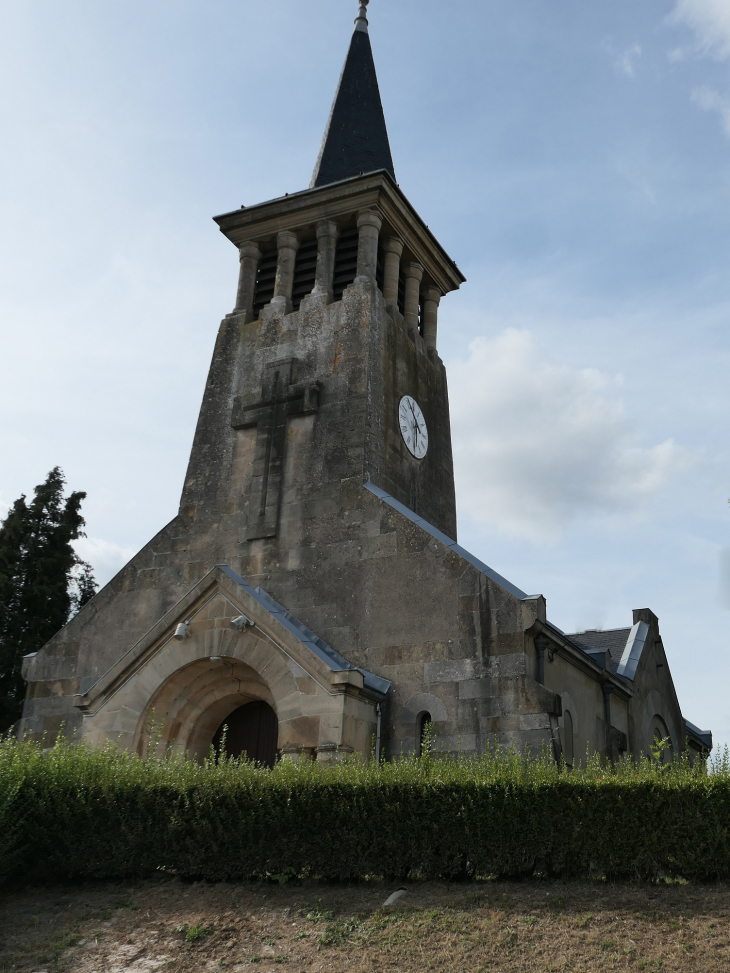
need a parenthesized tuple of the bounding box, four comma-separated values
(408, 400, 421, 434)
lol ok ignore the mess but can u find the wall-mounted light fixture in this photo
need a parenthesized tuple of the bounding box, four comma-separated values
(230, 614, 254, 631)
(173, 621, 191, 640)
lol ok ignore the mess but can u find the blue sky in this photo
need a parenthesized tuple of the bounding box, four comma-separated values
(1, 0, 729, 747)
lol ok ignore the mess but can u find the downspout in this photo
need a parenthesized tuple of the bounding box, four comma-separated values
(534, 634, 549, 685)
(602, 684, 612, 726)
(375, 702, 382, 762)
(548, 712, 563, 765)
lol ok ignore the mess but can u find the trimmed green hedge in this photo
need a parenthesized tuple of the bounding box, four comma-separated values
(1, 735, 728, 886)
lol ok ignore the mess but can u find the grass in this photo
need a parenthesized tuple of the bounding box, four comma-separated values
(1, 876, 730, 972)
(177, 922, 214, 945)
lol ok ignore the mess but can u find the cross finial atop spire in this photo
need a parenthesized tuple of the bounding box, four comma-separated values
(355, 0, 369, 33)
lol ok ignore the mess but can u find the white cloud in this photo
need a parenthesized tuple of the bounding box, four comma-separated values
(669, 4, 730, 137)
(601, 39, 642, 78)
(73, 537, 137, 587)
(449, 330, 691, 543)
(691, 84, 730, 134)
(618, 44, 642, 77)
(669, 0, 730, 59)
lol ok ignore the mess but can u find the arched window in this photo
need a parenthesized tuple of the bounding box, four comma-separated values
(651, 714, 673, 764)
(212, 700, 279, 768)
(418, 712, 433, 756)
(562, 710, 574, 767)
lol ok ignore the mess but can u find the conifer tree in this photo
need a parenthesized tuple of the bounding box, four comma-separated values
(0, 468, 97, 731)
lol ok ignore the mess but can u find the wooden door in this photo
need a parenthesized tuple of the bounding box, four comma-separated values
(212, 700, 278, 768)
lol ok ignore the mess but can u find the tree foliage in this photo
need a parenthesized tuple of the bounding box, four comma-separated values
(0, 468, 97, 730)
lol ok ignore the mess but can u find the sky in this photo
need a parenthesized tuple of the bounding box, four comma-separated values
(1, 0, 729, 748)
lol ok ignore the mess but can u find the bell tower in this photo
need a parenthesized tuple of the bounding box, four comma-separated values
(180, 0, 465, 563)
(19, 0, 476, 757)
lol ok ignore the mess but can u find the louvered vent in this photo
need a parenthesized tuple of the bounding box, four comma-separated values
(333, 228, 359, 301)
(291, 239, 318, 311)
(252, 249, 278, 319)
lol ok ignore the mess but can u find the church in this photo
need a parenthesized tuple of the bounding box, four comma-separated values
(18, 1, 711, 766)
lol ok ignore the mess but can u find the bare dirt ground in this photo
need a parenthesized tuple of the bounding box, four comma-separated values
(0, 876, 729, 973)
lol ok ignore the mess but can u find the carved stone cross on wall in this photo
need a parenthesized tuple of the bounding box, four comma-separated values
(231, 358, 321, 541)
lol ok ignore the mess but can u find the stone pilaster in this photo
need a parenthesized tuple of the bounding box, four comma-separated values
(422, 285, 441, 351)
(273, 230, 300, 312)
(402, 262, 424, 337)
(312, 220, 339, 302)
(356, 210, 382, 279)
(234, 242, 262, 320)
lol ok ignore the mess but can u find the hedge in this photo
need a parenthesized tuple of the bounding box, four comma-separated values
(1, 734, 729, 886)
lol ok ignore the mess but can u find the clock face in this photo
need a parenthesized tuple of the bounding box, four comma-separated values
(398, 395, 428, 459)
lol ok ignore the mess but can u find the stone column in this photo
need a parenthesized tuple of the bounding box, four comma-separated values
(234, 242, 262, 320)
(273, 230, 300, 312)
(422, 285, 442, 351)
(313, 220, 339, 302)
(382, 237, 404, 306)
(402, 262, 424, 336)
(356, 210, 383, 279)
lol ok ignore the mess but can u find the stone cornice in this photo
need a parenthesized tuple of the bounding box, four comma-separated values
(213, 171, 465, 297)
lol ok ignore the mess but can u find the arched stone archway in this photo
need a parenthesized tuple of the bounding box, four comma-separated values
(75, 571, 386, 764)
(135, 654, 278, 762)
(80, 617, 317, 758)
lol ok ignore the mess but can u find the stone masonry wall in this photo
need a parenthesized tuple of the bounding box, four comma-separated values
(20, 275, 555, 756)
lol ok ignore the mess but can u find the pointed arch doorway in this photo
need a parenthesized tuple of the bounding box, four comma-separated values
(212, 700, 279, 768)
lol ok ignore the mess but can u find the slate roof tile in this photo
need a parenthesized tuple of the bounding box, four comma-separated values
(566, 628, 632, 674)
(311, 26, 395, 188)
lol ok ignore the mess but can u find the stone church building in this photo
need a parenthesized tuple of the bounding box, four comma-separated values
(18, 2, 711, 766)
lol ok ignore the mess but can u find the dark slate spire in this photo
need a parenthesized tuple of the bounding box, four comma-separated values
(310, 0, 396, 189)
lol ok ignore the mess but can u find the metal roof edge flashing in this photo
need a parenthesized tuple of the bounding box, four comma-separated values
(218, 565, 389, 699)
(213, 169, 396, 222)
(616, 620, 649, 681)
(363, 478, 529, 600)
(684, 719, 712, 750)
(538, 622, 631, 690)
